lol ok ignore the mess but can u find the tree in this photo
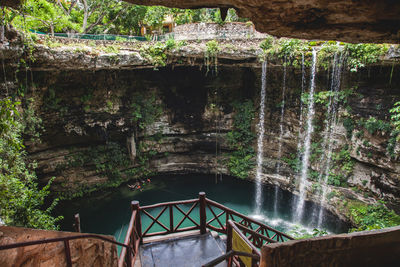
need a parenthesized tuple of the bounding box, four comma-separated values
(0, 98, 62, 229)
(12, 0, 79, 36)
(143, 6, 170, 33)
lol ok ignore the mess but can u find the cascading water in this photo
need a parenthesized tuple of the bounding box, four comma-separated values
(254, 60, 267, 215)
(317, 49, 345, 227)
(295, 49, 318, 222)
(274, 58, 287, 214)
(296, 53, 307, 172)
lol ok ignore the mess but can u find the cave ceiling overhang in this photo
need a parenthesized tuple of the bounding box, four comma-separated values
(125, 0, 400, 44)
(1, 0, 400, 43)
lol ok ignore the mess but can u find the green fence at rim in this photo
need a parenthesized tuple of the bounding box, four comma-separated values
(29, 30, 173, 42)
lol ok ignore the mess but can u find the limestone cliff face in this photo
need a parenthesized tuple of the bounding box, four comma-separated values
(1, 38, 400, 224)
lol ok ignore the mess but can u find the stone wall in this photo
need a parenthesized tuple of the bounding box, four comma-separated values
(173, 22, 266, 41)
(260, 226, 400, 267)
(0, 226, 118, 267)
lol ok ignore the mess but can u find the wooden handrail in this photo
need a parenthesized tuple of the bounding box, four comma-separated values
(0, 233, 133, 267)
(228, 220, 261, 257)
(201, 250, 260, 267)
(140, 198, 198, 210)
(1, 192, 293, 267)
(205, 198, 293, 240)
(118, 209, 137, 267)
(233, 222, 277, 246)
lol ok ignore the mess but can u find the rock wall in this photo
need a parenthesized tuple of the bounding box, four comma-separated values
(0, 226, 118, 267)
(173, 22, 266, 41)
(1, 38, 400, 224)
(260, 226, 400, 267)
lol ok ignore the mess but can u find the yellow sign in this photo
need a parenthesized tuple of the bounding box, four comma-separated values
(232, 228, 253, 267)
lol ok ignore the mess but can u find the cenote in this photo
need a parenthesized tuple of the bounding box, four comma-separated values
(56, 174, 349, 243)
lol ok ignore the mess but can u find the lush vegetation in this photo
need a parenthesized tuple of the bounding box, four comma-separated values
(2, 1, 245, 36)
(390, 101, 400, 138)
(349, 201, 400, 232)
(226, 100, 256, 179)
(204, 40, 220, 75)
(0, 98, 62, 229)
(259, 37, 389, 72)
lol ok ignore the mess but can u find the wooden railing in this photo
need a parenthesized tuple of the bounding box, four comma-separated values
(120, 192, 293, 266)
(118, 201, 141, 267)
(0, 192, 293, 267)
(205, 198, 293, 244)
(140, 198, 201, 237)
(0, 233, 133, 267)
(202, 250, 260, 267)
(226, 220, 261, 267)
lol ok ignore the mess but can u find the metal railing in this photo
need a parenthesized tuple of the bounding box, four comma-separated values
(29, 29, 173, 42)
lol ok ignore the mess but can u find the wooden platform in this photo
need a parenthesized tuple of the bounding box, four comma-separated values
(139, 232, 226, 267)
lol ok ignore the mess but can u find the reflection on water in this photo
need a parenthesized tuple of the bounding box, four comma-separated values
(56, 174, 349, 243)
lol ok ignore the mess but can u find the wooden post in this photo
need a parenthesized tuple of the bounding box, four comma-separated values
(126, 247, 132, 267)
(199, 192, 206, 234)
(227, 221, 232, 253)
(227, 221, 233, 267)
(73, 213, 81, 233)
(169, 204, 174, 233)
(131, 201, 142, 244)
(64, 240, 72, 267)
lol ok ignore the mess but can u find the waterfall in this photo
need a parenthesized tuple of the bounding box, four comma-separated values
(317, 49, 345, 227)
(274, 59, 287, 215)
(254, 60, 267, 214)
(295, 49, 318, 222)
(296, 53, 307, 173)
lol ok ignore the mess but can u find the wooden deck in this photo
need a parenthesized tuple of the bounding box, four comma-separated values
(139, 231, 226, 267)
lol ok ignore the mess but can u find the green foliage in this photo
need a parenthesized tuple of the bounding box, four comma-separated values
(345, 43, 388, 72)
(387, 129, 400, 158)
(260, 37, 309, 67)
(317, 43, 341, 69)
(342, 117, 355, 138)
(103, 45, 120, 54)
(204, 40, 220, 75)
(68, 142, 131, 180)
(22, 98, 43, 142)
(140, 40, 176, 68)
(0, 98, 62, 229)
(130, 91, 162, 130)
(143, 6, 169, 30)
(226, 100, 256, 179)
(390, 101, 400, 135)
(350, 201, 400, 232)
(358, 117, 391, 135)
(282, 154, 301, 173)
(289, 226, 328, 239)
(328, 146, 354, 186)
(313, 89, 354, 108)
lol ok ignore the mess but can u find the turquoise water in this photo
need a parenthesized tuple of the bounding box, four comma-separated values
(56, 174, 349, 243)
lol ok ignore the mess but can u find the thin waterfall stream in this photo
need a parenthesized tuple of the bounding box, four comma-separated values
(274, 59, 287, 215)
(317, 49, 345, 226)
(295, 49, 318, 222)
(254, 60, 267, 215)
(295, 53, 307, 188)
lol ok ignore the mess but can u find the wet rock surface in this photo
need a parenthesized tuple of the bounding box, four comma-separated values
(1, 39, 400, 224)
